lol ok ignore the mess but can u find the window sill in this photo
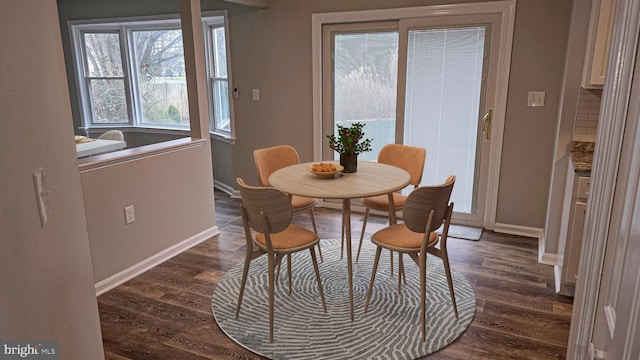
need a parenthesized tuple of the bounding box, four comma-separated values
(210, 131, 236, 145)
(82, 126, 190, 137)
(78, 138, 206, 172)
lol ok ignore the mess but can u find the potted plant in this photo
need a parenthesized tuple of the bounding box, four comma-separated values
(327, 122, 373, 173)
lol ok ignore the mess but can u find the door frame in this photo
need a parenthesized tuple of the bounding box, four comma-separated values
(311, 0, 516, 230)
(567, 0, 640, 357)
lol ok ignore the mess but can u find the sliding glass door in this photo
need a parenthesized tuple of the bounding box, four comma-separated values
(322, 13, 503, 225)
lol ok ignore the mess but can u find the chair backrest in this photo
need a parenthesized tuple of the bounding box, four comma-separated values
(237, 178, 293, 234)
(253, 145, 300, 187)
(98, 130, 124, 141)
(378, 144, 426, 187)
(403, 176, 455, 234)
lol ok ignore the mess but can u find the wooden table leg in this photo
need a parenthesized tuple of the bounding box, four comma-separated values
(343, 198, 354, 321)
(388, 192, 405, 284)
(387, 192, 397, 224)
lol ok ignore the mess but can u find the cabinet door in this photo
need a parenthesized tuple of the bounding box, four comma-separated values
(583, 0, 616, 87)
(565, 201, 587, 284)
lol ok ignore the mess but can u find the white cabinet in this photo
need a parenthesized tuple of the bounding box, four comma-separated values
(564, 201, 587, 284)
(562, 175, 590, 287)
(583, 0, 616, 88)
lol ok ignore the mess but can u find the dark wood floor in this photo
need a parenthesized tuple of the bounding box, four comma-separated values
(98, 190, 573, 359)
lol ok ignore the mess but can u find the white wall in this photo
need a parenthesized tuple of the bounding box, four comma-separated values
(543, 0, 593, 258)
(79, 0, 218, 288)
(80, 141, 217, 284)
(0, 0, 104, 356)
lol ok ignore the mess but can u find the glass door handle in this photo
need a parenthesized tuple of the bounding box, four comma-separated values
(482, 109, 492, 140)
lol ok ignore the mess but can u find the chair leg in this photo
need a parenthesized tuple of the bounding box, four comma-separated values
(309, 247, 327, 312)
(401, 252, 407, 285)
(364, 246, 383, 313)
(442, 251, 458, 318)
(274, 254, 292, 290)
(267, 253, 277, 342)
(390, 249, 394, 277)
(309, 208, 323, 262)
(397, 253, 404, 293)
(420, 252, 427, 343)
(341, 220, 345, 259)
(287, 253, 292, 295)
(356, 208, 370, 262)
(235, 243, 253, 319)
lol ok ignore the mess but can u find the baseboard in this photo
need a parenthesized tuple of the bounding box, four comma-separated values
(321, 201, 369, 214)
(214, 180, 235, 196)
(94, 225, 219, 296)
(541, 252, 560, 266)
(554, 265, 563, 293)
(493, 222, 544, 238)
(494, 223, 554, 265)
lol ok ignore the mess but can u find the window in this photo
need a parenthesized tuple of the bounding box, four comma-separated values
(70, 14, 234, 138)
(132, 29, 189, 127)
(82, 32, 129, 124)
(203, 16, 233, 137)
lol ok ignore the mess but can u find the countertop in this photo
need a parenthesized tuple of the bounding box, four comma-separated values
(571, 141, 594, 172)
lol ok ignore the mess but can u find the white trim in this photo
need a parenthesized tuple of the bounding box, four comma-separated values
(604, 305, 616, 339)
(554, 264, 564, 293)
(223, 0, 270, 8)
(214, 180, 235, 195)
(311, 1, 516, 231)
(78, 138, 206, 172)
(541, 253, 561, 266)
(94, 225, 219, 296)
(494, 222, 550, 263)
(493, 222, 544, 239)
(83, 126, 190, 137)
(568, 0, 640, 357)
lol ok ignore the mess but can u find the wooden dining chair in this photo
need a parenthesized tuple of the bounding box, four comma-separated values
(355, 144, 426, 274)
(235, 178, 327, 342)
(254, 145, 323, 261)
(364, 176, 457, 342)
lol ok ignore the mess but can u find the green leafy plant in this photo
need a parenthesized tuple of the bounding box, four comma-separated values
(167, 105, 181, 123)
(327, 122, 373, 156)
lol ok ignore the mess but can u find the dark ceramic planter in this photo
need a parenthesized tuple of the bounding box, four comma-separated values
(340, 154, 358, 173)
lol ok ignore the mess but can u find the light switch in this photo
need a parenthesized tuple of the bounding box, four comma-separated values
(124, 205, 135, 224)
(252, 88, 260, 101)
(527, 91, 546, 107)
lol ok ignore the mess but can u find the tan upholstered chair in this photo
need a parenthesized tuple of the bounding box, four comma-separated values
(235, 178, 327, 342)
(364, 176, 457, 342)
(356, 144, 426, 272)
(254, 145, 323, 260)
(97, 130, 124, 141)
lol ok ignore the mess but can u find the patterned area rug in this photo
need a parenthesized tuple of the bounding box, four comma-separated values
(211, 238, 475, 359)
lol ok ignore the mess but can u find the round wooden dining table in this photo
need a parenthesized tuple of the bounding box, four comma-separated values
(269, 161, 411, 320)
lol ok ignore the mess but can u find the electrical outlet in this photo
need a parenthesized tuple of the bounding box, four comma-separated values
(124, 205, 135, 224)
(527, 91, 546, 107)
(252, 88, 260, 101)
